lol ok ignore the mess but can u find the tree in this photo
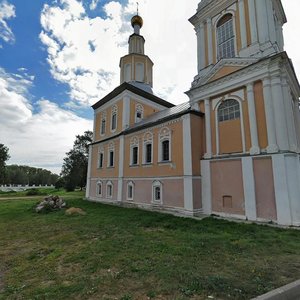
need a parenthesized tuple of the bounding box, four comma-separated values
(61, 131, 93, 191)
(0, 144, 10, 184)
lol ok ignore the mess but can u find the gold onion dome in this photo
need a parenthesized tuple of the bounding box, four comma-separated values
(131, 15, 143, 28)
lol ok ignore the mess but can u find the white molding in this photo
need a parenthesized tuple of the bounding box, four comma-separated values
(85, 145, 93, 199)
(204, 99, 212, 158)
(238, 0, 247, 50)
(246, 83, 260, 155)
(152, 180, 163, 205)
(126, 181, 134, 201)
(183, 114, 194, 211)
(242, 157, 257, 221)
(106, 181, 113, 199)
(206, 18, 213, 65)
(118, 136, 125, 202)
(201, 160, 212, 215)
(262, 77, 279, 153)
(122, 95, 130, 130)
(248, 0, 258, 44)
(272, 154, 292, 225)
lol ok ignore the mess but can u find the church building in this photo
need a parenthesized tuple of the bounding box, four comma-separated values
(86, 0, 300, 226)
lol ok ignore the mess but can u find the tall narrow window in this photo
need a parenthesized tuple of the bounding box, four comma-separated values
(143, 132, 153, 164)
(100, 111, 106, 135)
(108, 142, 115, 167)
(97, 181, 103, 197)
(98, 148, 104, 168)
(159, 127, 171, 162)
(106, 181, 113, 198)
(217, 14, 235, 60)
(152, 181, 162, 204)
(111, 105, 117, 131)
(130, 137, 139, 166)
(127, 181, 134, 200)
(218, 99, 240, 122)
(162, 140, 170, 161)
(145, 143, 152, 164)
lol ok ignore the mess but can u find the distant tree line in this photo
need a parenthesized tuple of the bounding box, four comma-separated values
(4, 165, 59, 186)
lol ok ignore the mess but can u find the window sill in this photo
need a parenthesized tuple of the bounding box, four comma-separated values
(129, 164, 139, 168)
(158, 160, 172, 165)
(142, 163, 153, 167)
(107, 166, 115, 169)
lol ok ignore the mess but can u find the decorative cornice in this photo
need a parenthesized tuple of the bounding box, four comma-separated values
(191, 57, 259, 88)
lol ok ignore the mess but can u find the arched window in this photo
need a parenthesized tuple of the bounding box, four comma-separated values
(136, 63, 144, 82)
(124, 64, 131, 82)
(159, 127, 171, 162)
(152, 180, 163, 204)
(218, 99, 240, 122)
(111, 105, 117, 131)
(127, 181, 134, 200)
(106, 181, 113, 198)
(107, 142, 115, 167)
(98, 147, 104, 168)
(217, 14, 235, 60)
(97, 181, 103, 197)
(135, 104, 144, 123)
(100, 111, 106, 135)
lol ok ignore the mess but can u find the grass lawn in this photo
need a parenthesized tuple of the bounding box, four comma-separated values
(0, 197, 299, 300)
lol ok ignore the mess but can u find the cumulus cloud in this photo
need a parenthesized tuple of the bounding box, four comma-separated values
(0, 68, 92, 174)
(0, 0, 15, 45)
(40, 0, 199, 107)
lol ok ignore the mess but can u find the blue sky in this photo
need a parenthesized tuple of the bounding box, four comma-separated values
(0, 0, 299, 174)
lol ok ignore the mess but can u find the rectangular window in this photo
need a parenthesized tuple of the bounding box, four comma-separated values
(145, 143, 152, 163)
(162, 140, 170, 161)
(101, 119, 106, 135)
(109, 150, 114, 167)
(98, 183, 102, 196)
(111, 113, 117, 131)
(127, 185, 133, 200)
(132, 146, 138, 165)
(99, 152, 104, 168)
(107, 184, 113, 197)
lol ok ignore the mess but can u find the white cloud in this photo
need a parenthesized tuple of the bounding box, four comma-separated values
(40, 0, 199, 107)
(0, 68, 92, 174)
(0, 0, 15, 45)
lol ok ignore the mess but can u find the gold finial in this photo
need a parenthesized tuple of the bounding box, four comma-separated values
(136, 2, 139, 15)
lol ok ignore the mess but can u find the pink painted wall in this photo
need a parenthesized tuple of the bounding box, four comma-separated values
(193, 178, 202, 209)
(253, 157, 277, 221)
(211, 159, 245, 215)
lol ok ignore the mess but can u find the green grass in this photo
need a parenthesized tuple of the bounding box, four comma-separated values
(0, 198, 299, 300)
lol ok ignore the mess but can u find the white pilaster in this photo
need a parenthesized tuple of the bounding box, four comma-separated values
(238, 0, 247, 49)
(197, 23, 205, 73)
(282, 77, 298, 152)
(255, 0, 269, 44)
(117, 136, 125, 202)
(266, 0, 276, 44)
(85, 145, 93, 199)
(204, 99, 212, 158)
(271, 75, 289, 151)
(206, 18, 213, 65)
(183, 115, 194, 212)
(248, 0, 258, 44)
(201, 160, 212, 215)
(242, 157, 257, 221)
(272, 154, 292, 225)
(262, 78, 278, 153)
(247, 83, 260, 154)
(122, 96, 130, 130)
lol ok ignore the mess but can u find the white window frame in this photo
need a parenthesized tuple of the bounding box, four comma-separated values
(127, 181, 134, 201)
(214, 12, 237, 61)
(106, 181, 113, 198)
(130, 136, 139, 166)
(143, 131, 153, 164)
(158, 127, 171, 163)
(107, 142, 115, 168)
(100, 111, 107, 136)
(111, 105, 118, 132)
(97, 181, 103, 197)
(217, 99, 240, 122)
(135, 104, 144, 123)
(152, 180, 163, 204)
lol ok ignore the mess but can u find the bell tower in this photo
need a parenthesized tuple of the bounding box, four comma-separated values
(120, 14, 154, 92)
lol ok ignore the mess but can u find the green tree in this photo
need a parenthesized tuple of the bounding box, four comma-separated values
(61, 131, 93, 191)
(0, 144, 10, 184)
